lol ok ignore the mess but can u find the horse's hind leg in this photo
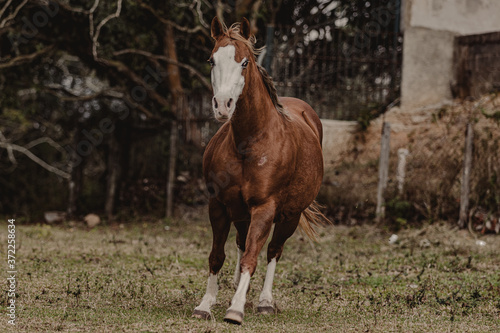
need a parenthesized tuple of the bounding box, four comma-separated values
(258, 214, 300, 314)
(193, 199, 231, 320)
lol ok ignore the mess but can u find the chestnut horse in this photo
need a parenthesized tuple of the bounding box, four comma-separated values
(193, 17, 329, 325)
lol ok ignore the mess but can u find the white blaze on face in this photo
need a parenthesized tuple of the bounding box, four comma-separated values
(211, 45, 247, 121)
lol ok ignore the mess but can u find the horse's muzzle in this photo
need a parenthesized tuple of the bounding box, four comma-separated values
(213, 95, 234, 121)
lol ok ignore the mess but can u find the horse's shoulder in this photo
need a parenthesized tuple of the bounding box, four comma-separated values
(203, 122, 231, 168)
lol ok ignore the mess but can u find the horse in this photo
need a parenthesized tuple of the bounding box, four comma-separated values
(193, 17, 329, 325)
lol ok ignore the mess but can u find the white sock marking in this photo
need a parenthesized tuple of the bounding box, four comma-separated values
(259, 258, 277, 307)
(233, 248, 243, 288)
(227, 271, 251, 314)
(194, 273, 218, 314)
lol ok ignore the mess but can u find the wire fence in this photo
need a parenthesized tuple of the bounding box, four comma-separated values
(319, 96, 500, 228)
(270, 24, 403, 120)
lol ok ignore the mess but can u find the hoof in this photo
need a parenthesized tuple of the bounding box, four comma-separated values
(257, 305, 275, 314)
(223, 309, 243, 325)
(192, 309, 211, 320)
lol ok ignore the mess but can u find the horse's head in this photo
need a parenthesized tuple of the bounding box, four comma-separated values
(209, 17, 256, 122)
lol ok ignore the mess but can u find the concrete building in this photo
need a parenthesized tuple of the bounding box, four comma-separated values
(401, 0, 500, 109)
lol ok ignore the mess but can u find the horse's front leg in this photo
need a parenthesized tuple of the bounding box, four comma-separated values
(193, 199, 231, 320)
(258, 214, 301, 314)
(224, 201, 276, 325)
(232, 247, 243, 289)
(233, 220, 249, 289)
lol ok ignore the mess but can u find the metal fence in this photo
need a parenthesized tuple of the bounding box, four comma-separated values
(189, 0, 404, 144)
(269, 4, 403, 120)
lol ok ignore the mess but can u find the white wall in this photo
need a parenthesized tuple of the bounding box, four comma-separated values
(401, 0, 500, 109)
(410, 0, 500, 34)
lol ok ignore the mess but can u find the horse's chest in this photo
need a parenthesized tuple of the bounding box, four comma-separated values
(207, 155, 275, 209)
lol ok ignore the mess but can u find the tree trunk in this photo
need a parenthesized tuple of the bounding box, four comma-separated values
(118, 119, 132, 207)
(249, 0, 263, 34)
(67, 128, 83, 217)
(67, 162, 82, 218)
(262, 0, 279, 72)
(105, 130, 121, 221)
(164, 24, 185, 218)
(166, 120, 178, 218)
(235, 0, 255, 19)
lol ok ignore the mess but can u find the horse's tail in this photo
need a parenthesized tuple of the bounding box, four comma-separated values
(298, 201, 332, 241)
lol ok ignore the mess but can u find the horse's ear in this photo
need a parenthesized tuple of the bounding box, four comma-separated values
(211, 16, 224, 40)
(240, 18, 251, 40)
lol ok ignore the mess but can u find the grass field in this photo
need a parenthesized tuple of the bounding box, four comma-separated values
(2, 215, 500, 332)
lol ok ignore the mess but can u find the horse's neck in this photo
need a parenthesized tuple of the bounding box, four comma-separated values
(231, 97, 279, 145)
(230, 89, 280, 147)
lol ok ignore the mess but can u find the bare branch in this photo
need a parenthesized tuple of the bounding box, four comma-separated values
(43, 84, 124, 101)
(136, 0, 209, 37)
(191, 0, 209, 29)
(88, 0, 100, 39)
(123, 95, 155, 119)
(0, 141, 70, 179)
(24, 137, 67, 156)
(0, 0, 15, 21)
(53, 0, 91, 14)
(96, 57, 174, 117)
(0, 45, 54, 69)
(92, 0, 123, 60)
(0, 130, 17, 164)
(113, 48, 211, 91)
(201, 0, 213, 9)
(44, 83, 155, 118)
(0, 0, 28, 29)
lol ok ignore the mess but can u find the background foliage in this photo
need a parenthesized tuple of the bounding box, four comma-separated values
(1, 0, 402, 221)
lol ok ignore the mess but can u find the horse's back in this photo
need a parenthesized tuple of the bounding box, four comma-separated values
(279, 97, 323, 147)
(276, 97, 324, 216)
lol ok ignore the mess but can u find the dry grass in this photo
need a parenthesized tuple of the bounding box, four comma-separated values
(1, 218, 500, 332)
(320, 94, 500, 226)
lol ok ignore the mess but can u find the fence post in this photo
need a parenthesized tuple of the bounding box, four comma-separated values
(166, 119, 178, 218)
(376, 122, 391, 222)
(458, 122, 474, 228)
(396, 148, 409, 195)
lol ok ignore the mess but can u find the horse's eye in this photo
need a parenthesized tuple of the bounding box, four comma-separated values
(242, 59, 249, 68)
(208, 58, 215, 67)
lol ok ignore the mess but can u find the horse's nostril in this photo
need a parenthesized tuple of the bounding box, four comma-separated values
(227, 98, 233, 108)
(213, 97, 218, 109)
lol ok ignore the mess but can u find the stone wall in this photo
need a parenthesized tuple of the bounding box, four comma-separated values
(400, 0, 500, 109)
